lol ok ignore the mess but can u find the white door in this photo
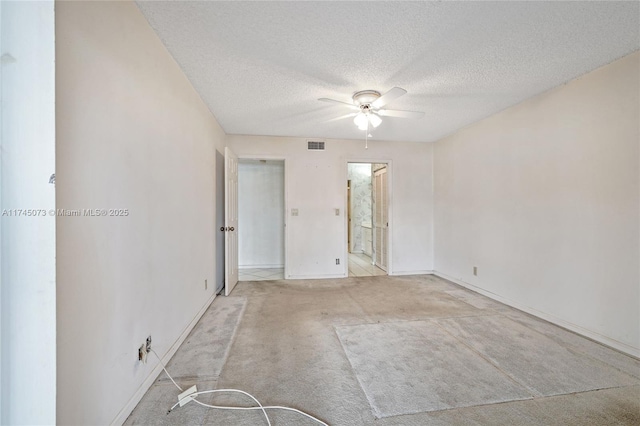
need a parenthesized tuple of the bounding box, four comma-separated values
(224, 147, 239, 295)
(373, 166, 388, 271)
(215, 152, 225, 293)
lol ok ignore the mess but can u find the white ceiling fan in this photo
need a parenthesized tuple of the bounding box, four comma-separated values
(319, 87, 425, 131)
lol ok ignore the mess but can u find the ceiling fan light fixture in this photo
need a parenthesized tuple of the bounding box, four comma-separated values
(369, 113, 382, 128)
(354, 113, 369, 130)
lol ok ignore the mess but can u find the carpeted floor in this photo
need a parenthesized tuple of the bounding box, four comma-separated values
(125, 275, 640, 425)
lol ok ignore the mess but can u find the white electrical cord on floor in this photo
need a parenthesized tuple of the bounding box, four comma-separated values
(150, 350, 183, 392)
(181, 389, 272, 426)
(151, 348, 329, 426)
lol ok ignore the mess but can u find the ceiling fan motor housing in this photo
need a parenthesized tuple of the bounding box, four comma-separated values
(352, 90, 381, 107)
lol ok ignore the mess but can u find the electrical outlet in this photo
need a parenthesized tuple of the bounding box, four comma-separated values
(205, 279, 208, 290)
(139, 344, 147, 363)
(473, 266, 478, 276)
(336, 258, 340, 265)
(138, 336, 152, 363)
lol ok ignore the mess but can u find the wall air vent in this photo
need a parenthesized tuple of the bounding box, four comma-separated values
(307, 140, 325, 151)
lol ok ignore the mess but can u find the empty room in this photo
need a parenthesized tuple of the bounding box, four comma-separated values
(1, 1, 638, 425)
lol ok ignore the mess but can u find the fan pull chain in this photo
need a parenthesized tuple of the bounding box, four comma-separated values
(365, 121, 369, 149)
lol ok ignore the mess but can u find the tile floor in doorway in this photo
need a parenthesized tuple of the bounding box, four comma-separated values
(239, 267, 284, 281)
(239, 253, 385, 281)
(348, 252, 386, 277)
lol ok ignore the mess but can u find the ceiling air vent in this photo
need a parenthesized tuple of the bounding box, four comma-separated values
(307, 140, 325, 151)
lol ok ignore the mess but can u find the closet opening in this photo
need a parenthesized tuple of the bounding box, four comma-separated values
(237, 159, 285, 281)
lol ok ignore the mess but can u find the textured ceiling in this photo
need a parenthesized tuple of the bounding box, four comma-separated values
(136, 1, 639, 143)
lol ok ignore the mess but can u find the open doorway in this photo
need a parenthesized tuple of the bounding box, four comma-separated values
(237, 159, 285, 281)
(347, 163, 388, 277)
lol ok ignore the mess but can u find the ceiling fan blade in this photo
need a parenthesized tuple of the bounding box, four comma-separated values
(378, 109, 425, 119)
(371, 87, 407, 109)
(318, 98, 359, 110)
(324, 112, 357, 123)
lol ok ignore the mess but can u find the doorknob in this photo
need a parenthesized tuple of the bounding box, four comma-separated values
(230, 227, 235, 231)
(220, 227, 225, 232)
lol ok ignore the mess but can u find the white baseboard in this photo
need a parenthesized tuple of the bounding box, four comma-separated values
(391, 270, 434, 276)
(111, 292, 217, 425)
(433, 271, 640, 359)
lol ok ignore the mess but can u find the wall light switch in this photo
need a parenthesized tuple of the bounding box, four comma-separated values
(291, 208, 299, 216)
(335, 208, 340, 216)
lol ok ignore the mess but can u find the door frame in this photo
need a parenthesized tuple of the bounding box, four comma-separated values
(344, 159, 393, 277)
(237, 154, 289, 280)
(372, 165, 389, 272)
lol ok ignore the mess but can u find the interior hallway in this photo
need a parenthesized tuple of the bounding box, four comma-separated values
(126, 275, 640, 425)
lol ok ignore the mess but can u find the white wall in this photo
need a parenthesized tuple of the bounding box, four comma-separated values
(434, 52, 640, 356)
(55, 2, 225, 424)
(238, 160, 285, 268)
(228, 135, 434, 278)
(0, 1, 56, 424)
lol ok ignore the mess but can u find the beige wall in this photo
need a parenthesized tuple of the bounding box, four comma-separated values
(56, 1, 225, 424)
(228, 135, 435, 278)
(434, 52, 639, 356)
